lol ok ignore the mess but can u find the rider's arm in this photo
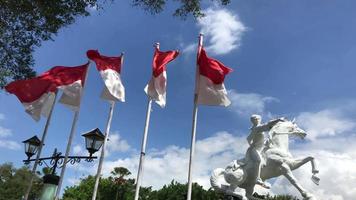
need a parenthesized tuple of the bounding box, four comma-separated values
(256, 118, 284, 132)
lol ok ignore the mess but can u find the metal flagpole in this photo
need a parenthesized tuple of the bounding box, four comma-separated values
(55, 63, 90, 200)
(23, 92, 58, 200)
(134, 98, 153, 200)
(91, 52, 124, 200)
(186, 33, 203, 200)
(134, 42, 159, 200)
(91, 101, 115, 200)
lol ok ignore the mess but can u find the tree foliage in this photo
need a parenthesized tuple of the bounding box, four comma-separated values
(132, 0, 231, 18)
(62, 167, 299, 200)
(0, 0, 231, 88)
(0, 163, 43, 200)
(0, 0, 99, 88)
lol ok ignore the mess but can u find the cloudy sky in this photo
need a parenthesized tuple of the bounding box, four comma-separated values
(1, 0, 356, 199)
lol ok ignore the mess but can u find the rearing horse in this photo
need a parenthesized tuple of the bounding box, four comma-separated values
(210, 120, 320, 200)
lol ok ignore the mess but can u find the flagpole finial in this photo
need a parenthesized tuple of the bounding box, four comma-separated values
(198, 34, 204, 47)
(154, 42, 160, 49)
(120, 52, 125, 56)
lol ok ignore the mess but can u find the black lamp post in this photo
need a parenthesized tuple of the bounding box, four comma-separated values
(22, 129, 105, 200)
(82, 128, 105, 157)
(22, 128, 105, 173)
(22, 136, 42, 162)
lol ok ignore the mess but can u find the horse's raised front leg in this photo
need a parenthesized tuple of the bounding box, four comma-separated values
(290, 156, 320, 185)
(290, 156, 319, 174)
(280, 163, 315, 200)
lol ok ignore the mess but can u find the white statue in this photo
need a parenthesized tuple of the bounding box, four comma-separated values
(210, 115, 320, 200)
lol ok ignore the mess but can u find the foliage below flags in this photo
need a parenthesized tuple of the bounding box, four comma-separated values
(0, 163, 43, 200)
(0, 163, 298, 200)
(62, 167, 299, 200)
(0, 0, 232, 88)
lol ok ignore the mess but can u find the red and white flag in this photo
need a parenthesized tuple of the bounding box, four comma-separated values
(5, 63, 88, 119)
(87, 50, 125, 102)
(41, 63, 89, 110)
(144, 48, 179, 107)
(196, 47, 233, 106)
(5, 77, 57, 121)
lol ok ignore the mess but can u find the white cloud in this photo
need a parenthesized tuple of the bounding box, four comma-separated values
(71, 132, 248, 189)
(182, 43, 196, 55)
(297, 109, 356, 140)
(198, 8, 246, 55)
(0, 120, 20, 150)
(73, 144, 86, 155)
(106, 132, 131, 154)
(67, 177, 81, 186)
(0, 140, 21, 150)
(228, 90, 279, 116)
(0, 126, 12, 138)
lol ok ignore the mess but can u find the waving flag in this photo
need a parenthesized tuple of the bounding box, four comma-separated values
(196, 47, 233, 106)
(87, 50, 125, 102)
(144, 48, 179, 107)
(5, 77, 57, 121)
(41, 63, 89, 110)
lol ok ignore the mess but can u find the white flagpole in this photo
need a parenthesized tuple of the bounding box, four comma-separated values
(23, 92, 58, 200)
(134, 42, 159, 200)
(134, 98, 152, 200)
(91, 101, 115, 200)
(186, 33, 203, 200)
(91, 52, 124, 200)
(55, 63, 90, 200)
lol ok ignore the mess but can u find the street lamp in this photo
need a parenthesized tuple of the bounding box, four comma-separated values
(22, 136, 42, 161)
(82, 128, 105, 157)
(22, 128, 104, 200)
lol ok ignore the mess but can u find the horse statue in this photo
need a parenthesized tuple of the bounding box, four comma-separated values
(210, 119, 320, 200)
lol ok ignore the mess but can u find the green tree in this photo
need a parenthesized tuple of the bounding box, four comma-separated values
(62, 166, 299, 200)
(0, 0, 231, 88)
(63, 167, 140, 200)
(0, 163, 43, 200)
(149, 180, 224, 200)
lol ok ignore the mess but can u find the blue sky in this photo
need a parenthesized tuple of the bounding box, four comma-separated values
(1, 0, 356, 199)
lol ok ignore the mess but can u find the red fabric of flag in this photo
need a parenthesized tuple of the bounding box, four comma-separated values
(198, 48, 233, 84)
(40, 63, 89, 87)
(87, 50, 122, 73)
(5, 77, 56, 103)
(152, 48, 179, 77)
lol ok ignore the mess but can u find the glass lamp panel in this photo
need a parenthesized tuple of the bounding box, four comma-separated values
(86, 137, 94, 150)
(94, 140, 103, 151)
(24, 143, 30, 153)
(29, 144, 38, 154)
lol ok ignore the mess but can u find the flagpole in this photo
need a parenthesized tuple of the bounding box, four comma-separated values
(91, 52, 124, 200)
(134, 98, 152, 200)
(186, 33, 203, 200)
(91, 101, 115, 200)
(23, 92, 58, 200)
(55, 63, 90, 200)
(134, 42, 160, 200)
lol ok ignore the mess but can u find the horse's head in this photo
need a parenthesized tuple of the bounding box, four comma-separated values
(266, 119, 307, 152)
(270, 119, 307, 139)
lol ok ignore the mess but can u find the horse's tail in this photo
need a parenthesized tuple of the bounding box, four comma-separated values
(210, 168, 227, 191)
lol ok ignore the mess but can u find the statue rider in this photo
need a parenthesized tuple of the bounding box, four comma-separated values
(247, 114, 283, 189)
